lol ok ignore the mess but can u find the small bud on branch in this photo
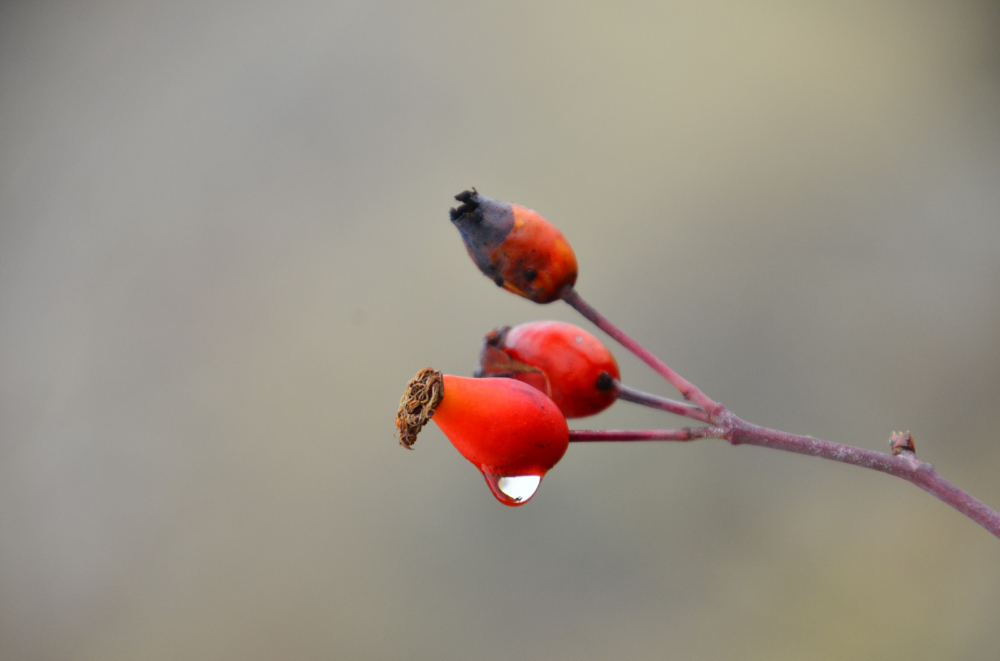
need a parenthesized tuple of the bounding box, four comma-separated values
(890, 431, 916, 456)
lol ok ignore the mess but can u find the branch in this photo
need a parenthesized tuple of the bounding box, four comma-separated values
(727, 422, 1000, 539)
(612, 379, 711, 422)
(565, 289, 1000, 541)
(570, 428, 722, 442)
(562, 288, 718, 412)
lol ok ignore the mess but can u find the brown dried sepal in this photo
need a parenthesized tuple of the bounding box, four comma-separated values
(396, 368, 444, 449)
(889, 431, 916, 456)
(473, 326, 552, 396)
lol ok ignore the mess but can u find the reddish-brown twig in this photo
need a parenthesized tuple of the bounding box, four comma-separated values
(565, 289, 1000, 541)
(570, 428, 722, 442)
(562, 288, 718, 413)
(612, 380, 711, 422)
(726, 421, 1000, 539)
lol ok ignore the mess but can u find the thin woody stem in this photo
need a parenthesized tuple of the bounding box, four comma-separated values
(562, 289, 1000, 540)
(570, 428, 722, 442)
(575, 418, 1000, 539)
(613, 380, 711, 422)
(562, 288, 718, 412)
(726, 421, 1000, 540)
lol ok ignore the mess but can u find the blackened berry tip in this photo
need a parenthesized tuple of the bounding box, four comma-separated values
(450, 188, 481, 221)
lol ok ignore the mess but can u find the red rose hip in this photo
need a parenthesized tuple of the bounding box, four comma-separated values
(476, 321, 620, 418)
(396, 368, 569, 505)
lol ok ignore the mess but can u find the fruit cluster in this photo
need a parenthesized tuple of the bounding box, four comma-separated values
(397, 190, 620, 505)
(392, 190, 1000, 544)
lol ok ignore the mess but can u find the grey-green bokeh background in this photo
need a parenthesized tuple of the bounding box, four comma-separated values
(2, 1, 999, 659)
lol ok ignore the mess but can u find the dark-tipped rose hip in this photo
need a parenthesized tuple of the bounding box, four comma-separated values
(449, 189, 577, 303)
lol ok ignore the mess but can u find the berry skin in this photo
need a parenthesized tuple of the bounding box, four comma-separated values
(449, 189, 577, 304)
(397, 368, 569, 505)
(476, 321, 620, 418)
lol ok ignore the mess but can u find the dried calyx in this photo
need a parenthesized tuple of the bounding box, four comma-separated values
(449, 188, 481, 220)
(474, 326, 551, 391)
(396, 368, 444, 448)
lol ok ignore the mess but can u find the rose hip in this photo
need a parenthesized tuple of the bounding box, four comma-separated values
(476, 321, 620, 418)
(449, 189, 577, 303)
(396, 368, 569, 505)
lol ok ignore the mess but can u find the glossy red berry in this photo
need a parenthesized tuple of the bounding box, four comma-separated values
(397, 368, 569, 505)
(449, 189, 577, 304)
(476, 321, 620, 418)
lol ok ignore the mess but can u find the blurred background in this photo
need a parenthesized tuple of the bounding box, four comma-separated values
(2, 1, 999, 659)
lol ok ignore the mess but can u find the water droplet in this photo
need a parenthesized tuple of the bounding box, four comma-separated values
(482, 474, 542, 506)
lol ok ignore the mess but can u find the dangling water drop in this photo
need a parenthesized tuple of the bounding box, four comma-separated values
(482, 473, 542, 506)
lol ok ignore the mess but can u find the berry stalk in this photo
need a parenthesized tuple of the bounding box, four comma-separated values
(562, 288, 719, 413)
(570, 428, 722, 442)
(611, 379, 710, 422)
